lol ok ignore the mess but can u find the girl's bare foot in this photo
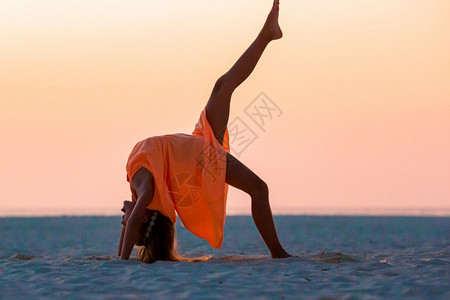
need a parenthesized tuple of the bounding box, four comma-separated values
(262, 0, 283, 41)
(271, 249, 292, 259)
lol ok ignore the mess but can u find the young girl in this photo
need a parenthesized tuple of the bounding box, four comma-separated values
(118, 0, 291, 263)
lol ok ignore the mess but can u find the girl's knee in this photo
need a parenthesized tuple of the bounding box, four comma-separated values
(250, 178, 269, 198)
(213, 75, 234, 94)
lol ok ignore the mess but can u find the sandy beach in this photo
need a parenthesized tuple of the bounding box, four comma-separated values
(0, 215, 448, 299)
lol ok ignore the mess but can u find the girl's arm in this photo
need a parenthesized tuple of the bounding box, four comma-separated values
(120, 168, 155, 260)
(120, 192, 153, 259)
(118, 226, 125, 256)
(118, 200, 135, 256)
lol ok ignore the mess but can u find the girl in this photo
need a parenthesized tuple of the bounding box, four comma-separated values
(118, 0, 291, 263)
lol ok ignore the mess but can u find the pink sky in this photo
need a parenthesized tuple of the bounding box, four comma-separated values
(1, 0, 449, 216)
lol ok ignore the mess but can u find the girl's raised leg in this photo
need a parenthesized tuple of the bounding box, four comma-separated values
(225, 153, 290, 258)
(205, 0, 283, 144)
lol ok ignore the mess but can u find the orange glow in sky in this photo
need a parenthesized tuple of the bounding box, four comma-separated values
(1, 0, 449, 216)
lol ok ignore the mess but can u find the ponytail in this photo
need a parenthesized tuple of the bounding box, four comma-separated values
(135, 210, 211, 263)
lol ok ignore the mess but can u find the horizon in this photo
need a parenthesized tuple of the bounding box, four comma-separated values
(1, 207, 449, 218)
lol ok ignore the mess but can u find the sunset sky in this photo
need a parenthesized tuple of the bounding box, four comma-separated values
(1, 0, 449, 216)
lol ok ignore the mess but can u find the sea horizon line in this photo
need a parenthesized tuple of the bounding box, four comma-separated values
(1, 207, 449, 218)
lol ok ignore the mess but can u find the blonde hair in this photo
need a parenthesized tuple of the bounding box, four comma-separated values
(135, 210, 211, 263)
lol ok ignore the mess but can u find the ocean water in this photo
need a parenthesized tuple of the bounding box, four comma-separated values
(0, 216, 448, 299)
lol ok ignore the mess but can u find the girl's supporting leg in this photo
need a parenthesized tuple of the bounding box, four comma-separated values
(205, 0, 283, 144)
(225, 152, 290, 258)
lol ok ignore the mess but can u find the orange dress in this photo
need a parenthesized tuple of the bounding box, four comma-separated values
(125, 108, 230, 249)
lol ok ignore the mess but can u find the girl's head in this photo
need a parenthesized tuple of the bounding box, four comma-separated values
(135, 209, 180, 263)
(134, 209, 212, 264)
